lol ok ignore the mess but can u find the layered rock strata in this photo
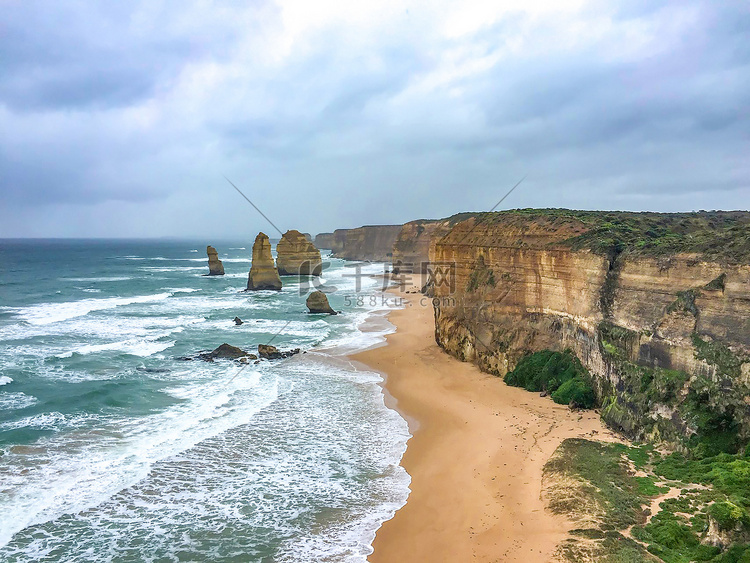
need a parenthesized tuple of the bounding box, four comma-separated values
(276, 230, 323, 276)
(391, 213, 477, 274)
(430, 210, 750, 447)
(246, 232, 282, 291)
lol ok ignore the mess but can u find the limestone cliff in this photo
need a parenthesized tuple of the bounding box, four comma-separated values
(391, 213, 477, 274)
(314, 232, 338, 251)
(206, 245, 225, 276)
(246, 232, 282, 291)
(314, 225, 402, 261)
(430, 210, 750, 449)
(276, 230, 323, 276)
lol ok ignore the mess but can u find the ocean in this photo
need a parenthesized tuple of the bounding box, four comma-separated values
(0, 239, 410, 562)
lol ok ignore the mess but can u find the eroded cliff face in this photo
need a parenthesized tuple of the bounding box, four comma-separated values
(316, 225, 402, 261)
(431, 212, 750, 447)
(391, 214, 476, 274)
(314, 232, 338, 251)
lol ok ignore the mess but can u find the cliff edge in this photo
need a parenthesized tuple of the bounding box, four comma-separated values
(431, 209, 750, 450)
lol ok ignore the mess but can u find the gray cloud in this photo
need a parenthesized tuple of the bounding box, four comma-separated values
(0, 0, 748, 238)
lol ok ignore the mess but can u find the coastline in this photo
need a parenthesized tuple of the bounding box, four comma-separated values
(351, 290, 621, 562)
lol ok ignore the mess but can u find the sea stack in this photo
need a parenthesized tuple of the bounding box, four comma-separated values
(276, 229, 323, 276)
(246, 232, 282, 291)
(306, 290, 337, 314)
(206, 245, 225, 276)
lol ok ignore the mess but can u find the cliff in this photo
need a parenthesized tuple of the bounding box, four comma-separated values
(430, 210, 750, 450)
(314, 225, 402, 261)
(276, 230, 322, 276)
(391, 213, 477, 274)
(246, 232, 282, 291)
(314, 232, 338, 251)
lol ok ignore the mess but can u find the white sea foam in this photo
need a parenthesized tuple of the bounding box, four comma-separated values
(55, 338, 175, 358)
(0, 367, 280, 548)
(0, 392, 37, 410)
(0, 376, 12, 385)
(62, 277, 133, 283)
(8, 293, 173, 326)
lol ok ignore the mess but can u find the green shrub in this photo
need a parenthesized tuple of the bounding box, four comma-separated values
(505, 350, 584, 390)
(552, 377, 595, 408)
(709, 501, 749, 532)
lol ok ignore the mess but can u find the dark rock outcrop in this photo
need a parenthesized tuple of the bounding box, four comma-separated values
(247, 232, 282, 291)
(276, 229, 323, 276)
(206, 245, 225, 276)
(258, 344, 301, 359)
(177, 343, 258, 362)
(306, 290, 337, 314)
(209, 343, 251, 359)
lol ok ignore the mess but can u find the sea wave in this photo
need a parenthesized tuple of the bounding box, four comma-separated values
(0, 367, 280, 549)
(0, 392, 37, 410)
(6, 293, 173, 326)
(54, 338, 175, 358)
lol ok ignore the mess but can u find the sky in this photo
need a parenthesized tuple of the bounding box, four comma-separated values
(1, 0, 748, 238)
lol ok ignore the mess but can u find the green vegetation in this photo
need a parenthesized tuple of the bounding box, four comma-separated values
(667, 289, 701, 316)
(546, 439, 664, 561)
(480, 209, 750, 264)
(504, 350, 596, 408)
(632, 510, 722, 562)
(692, 334, 744, 379)
(552, 377, 596, 409)
(599, 321, 638, 360)
(546, 439, 655, 529)
(466, 256, 496, 292)
(548, 439, 750, 562)
(705, 274, 727, 291)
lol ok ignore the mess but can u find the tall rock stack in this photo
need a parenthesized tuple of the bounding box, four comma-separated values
(206, 245, 225, 276)
(276, 230, 323, 276)
(246, 233, 282, 291)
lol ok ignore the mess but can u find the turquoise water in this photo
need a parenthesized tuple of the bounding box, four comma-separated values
(0, 239, 410, 562)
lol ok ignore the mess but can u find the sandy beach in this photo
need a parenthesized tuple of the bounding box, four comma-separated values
(352, 291, 620, 562)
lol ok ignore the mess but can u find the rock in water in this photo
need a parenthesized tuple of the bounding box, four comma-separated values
(233, 317, 243, 325)
(246, 232, 282, 291)
(258, 344, 282, 359)
(206, 245, 225, 276)
(276, 229, 323, 276)
(306, 290, 337, 314)
(209, 343, 256, 360)
(258, 344, 301, 359)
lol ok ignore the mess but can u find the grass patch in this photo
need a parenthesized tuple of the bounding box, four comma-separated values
(636, 476, 670, 497)
(545, 439, 650, 529)
(548, 439, 750, 561)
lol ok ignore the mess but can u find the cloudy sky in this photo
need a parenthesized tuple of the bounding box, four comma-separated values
(1, 0, 748, 238)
